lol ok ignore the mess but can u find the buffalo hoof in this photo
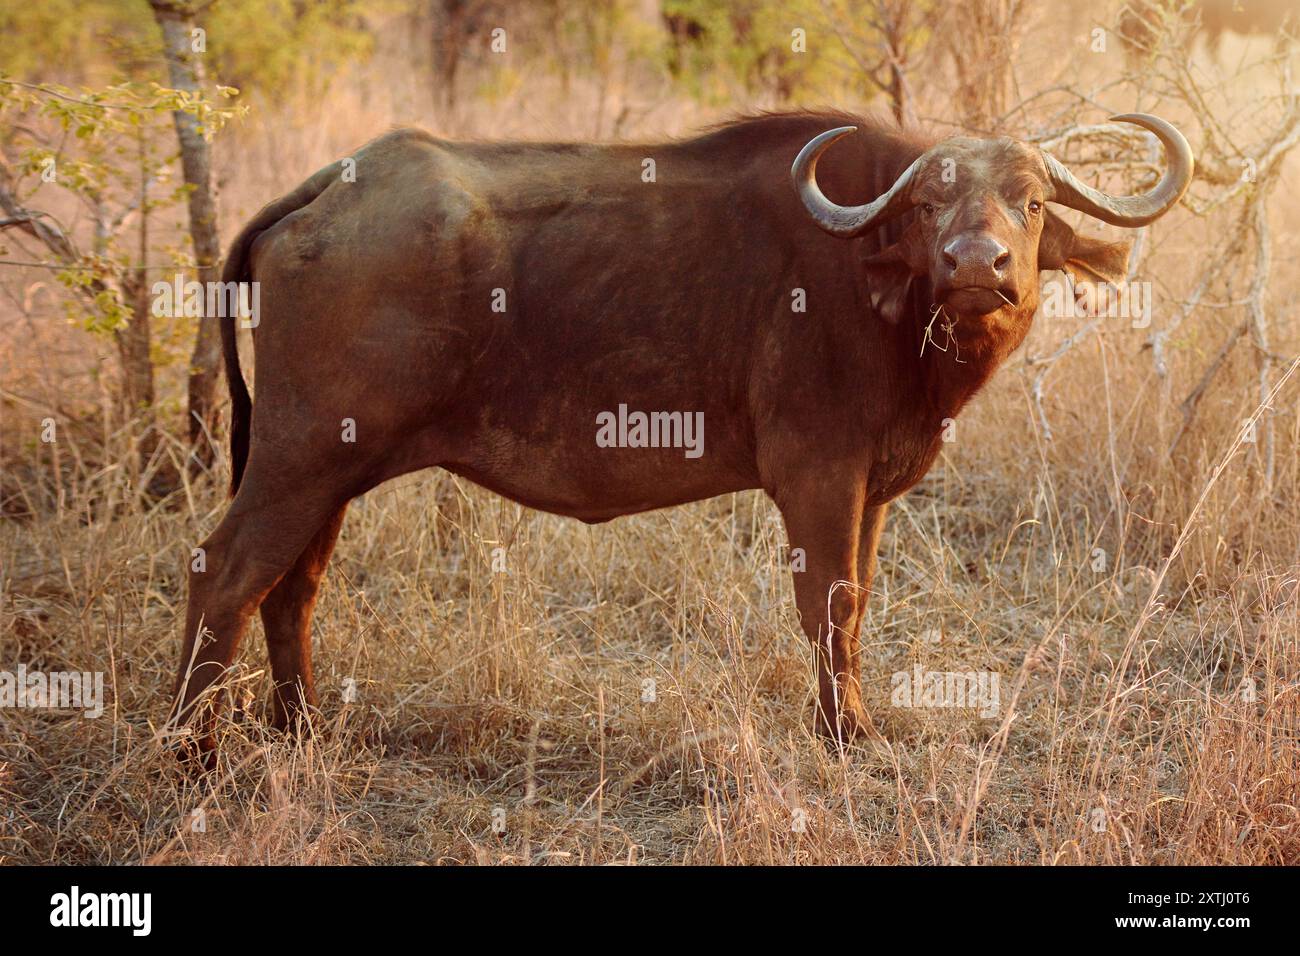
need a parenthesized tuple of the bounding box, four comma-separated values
(169, 731, 219, 775)
(267, 689, 319, 736)
(164, 703, 220, 775)
(815, 704, 874, 746)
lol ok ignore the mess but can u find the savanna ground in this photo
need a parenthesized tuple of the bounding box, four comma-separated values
(1, 1, 1298, 864)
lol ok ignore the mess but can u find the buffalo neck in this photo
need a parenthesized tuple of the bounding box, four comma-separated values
(859, 285, 1034, 501)
(907, 295, 1034, 422)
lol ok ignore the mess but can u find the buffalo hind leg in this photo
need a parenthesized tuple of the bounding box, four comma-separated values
(774, 472, 872, 743)
(258, 504, 348, 732)
(170, 478, 345, 766)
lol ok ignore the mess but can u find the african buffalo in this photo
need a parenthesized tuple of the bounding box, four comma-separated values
(170, 110, 1191, 760)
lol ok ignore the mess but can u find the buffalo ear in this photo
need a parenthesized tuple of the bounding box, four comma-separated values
(1038, 209, 1133, 286)
(862, 223, 927, 324)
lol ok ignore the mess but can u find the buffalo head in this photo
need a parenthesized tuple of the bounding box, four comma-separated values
(792, 114, 1193, 323)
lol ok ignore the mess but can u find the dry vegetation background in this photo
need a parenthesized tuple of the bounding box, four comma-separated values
(1, 0, 1298, 864)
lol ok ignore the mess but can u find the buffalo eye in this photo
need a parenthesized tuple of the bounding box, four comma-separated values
(1027, 200, 1042, 215)
(921, 202, 936, 216)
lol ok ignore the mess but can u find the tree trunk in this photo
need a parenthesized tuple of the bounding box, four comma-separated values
(151, 0, 224, 477)
(432, 0, 471, 117)
(118, 129, 167, 496)
(944, 0, 1021, 132)
(116, 268, 160, 488)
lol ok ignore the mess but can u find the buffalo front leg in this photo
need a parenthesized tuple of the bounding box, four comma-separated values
(857, 503, 887, 617)
(775, 475, 871, 743)
(258, 504, 348, 731)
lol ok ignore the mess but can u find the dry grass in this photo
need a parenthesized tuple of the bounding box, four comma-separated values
(2, 361, 1296, 864)
(1, 13, 1298, 865)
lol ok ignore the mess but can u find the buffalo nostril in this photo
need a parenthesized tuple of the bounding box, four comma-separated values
(993, 251, 1010, 272)
(941, 238, 960, 270)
